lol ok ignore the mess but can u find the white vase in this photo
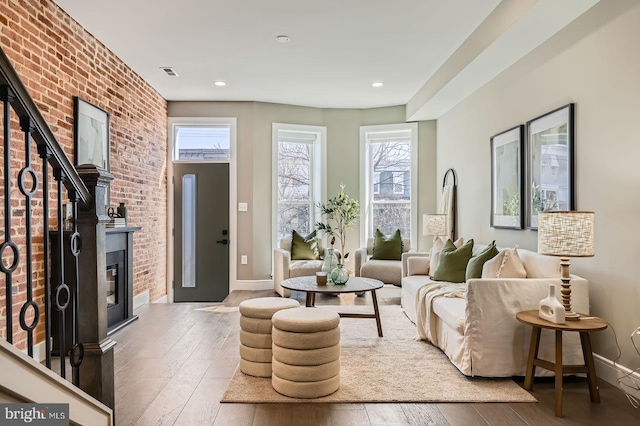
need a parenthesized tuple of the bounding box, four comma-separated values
(538, 284, 565, 324)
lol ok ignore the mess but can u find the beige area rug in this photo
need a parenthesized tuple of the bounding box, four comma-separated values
(221, 304, 537, 403)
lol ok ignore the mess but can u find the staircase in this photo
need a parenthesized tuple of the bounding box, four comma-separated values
(0, 47, 113, 425)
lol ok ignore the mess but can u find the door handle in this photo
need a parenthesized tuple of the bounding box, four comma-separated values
(216, 239, 228, 245)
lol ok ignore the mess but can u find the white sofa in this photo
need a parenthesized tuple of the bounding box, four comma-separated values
(401, 245, 590, 377)
(354, 238, 411, 286)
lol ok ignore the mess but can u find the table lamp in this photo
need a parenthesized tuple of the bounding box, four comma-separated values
(537, 211, 594, 320)
(423, 214, 447, 237)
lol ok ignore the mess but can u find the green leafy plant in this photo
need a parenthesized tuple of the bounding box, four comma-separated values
(316, 184, 359, 262)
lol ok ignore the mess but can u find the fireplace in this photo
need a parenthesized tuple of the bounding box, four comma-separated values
(51, 226, 140, 353)
(105, 227, 140, 334)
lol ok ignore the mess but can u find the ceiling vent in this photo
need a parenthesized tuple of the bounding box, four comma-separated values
(160, 67, 179, 77)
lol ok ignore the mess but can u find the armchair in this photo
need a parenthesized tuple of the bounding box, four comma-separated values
(273, 236, 339, 297)
(354, 238, 411, 286)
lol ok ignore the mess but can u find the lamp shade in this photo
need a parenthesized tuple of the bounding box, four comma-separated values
(423, 214, 447, 237)
(538, 211, 595, 257)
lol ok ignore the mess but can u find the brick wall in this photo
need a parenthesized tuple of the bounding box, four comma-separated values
(0, 0, 168, 347)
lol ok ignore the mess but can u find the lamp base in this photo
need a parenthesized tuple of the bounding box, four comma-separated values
(565, 311, 580, 321)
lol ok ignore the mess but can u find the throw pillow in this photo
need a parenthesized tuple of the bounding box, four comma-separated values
(465, 241, 499, 280)
(407, 256, 430, 276)
(290, 230, 320, 260)
(497, 247, 527, 278)
(432, 239, 474, 283)
(429, 236, 464, 273)
(371, 229, 403, 260)
(481, 247, 526, 278)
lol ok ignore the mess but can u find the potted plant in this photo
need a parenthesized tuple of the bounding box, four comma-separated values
(316, 184, 359, 282)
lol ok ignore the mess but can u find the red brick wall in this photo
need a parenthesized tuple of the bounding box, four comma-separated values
(0, 0, 168, 347)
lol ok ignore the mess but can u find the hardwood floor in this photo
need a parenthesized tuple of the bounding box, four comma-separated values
(112, 287, 640, 425)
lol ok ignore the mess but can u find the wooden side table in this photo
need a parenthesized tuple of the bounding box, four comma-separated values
(516, 310, 608, 417)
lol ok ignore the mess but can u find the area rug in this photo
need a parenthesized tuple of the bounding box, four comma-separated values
(221, 305, 536, 403)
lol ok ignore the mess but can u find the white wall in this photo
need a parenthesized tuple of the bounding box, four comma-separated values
(436, 0, 640, 369)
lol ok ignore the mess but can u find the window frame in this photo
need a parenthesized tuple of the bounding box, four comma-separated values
(272, 123, 327, 251)
(359, 123, 418, 246)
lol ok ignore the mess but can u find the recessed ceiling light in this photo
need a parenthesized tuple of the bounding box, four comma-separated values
(372, 82, 384, 88)
(276, 35, 290, 43)
(214, 81, 226, 87)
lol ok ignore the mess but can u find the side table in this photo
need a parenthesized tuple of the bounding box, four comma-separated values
(516, 310, 608, 417)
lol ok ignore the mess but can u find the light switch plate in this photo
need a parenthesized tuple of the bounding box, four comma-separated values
(238, 202, 248, 212)
(241, 255, 248, 264)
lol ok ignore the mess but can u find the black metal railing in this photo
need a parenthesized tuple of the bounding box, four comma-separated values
(0, 46, 91, 387)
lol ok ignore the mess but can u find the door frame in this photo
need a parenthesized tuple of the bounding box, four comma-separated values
(166, 117, 237, 303)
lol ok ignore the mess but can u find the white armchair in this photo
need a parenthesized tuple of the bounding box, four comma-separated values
(354, 238, 411, 286)
(273, 236, 339, 297)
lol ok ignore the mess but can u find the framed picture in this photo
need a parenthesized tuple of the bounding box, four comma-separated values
(525, 103, 575, 229)
(490, 125, 524, 229)
(74, 96, 110, 170)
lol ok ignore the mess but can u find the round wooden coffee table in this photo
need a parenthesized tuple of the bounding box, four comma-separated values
(281, 276, 384, 337)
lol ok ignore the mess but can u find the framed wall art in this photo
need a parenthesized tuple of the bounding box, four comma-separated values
(525, 103, 575, 229)
(490, 125, 524, 229)
(74, 96, 110, 170)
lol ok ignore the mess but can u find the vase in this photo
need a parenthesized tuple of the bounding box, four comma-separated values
(330, 264, 349, 285)
(538, 284, 565, 324)
(117, 202, 127, 220)
(322, 248, 339, 279)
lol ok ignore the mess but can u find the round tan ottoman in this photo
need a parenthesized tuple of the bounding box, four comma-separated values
(238, 297, 300, 377)
(271, 307, 340, 398)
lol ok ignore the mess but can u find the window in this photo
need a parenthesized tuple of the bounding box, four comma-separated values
(173, 124, 231, 161)
(373, 172, 381, 195)
(360, 123, 418, 245)
(272, 124, 326, 247)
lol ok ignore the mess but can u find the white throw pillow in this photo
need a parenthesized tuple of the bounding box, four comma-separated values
(429, 237, 464, 275)
(407, 257, 430, 276)
(482, 247, 527, 278)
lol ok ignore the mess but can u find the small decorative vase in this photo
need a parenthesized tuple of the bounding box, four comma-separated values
(330, 264, 349, 285)
(538, 284, 565, 324)
(117, 202, 127, 220)
(322, 248, 339, 279)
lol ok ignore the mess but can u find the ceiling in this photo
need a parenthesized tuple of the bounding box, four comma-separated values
(53, 0, 599, 120)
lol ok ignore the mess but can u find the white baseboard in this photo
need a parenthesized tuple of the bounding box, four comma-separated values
(594, 353, 640, 401)
(153, 295, 168, 304)
(231, 280, 274, 291)
(133, 290, 150, 309)
(29, 341, 47, 363)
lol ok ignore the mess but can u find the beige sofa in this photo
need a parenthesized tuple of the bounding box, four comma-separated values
(354, 238, 411, 286)
(401, 244, 590, 377)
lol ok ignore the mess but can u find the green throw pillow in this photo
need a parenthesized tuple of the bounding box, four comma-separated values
(371, 229, 403, 260)
(465, 241, 499, 280)
(432, 239, 474, 283)
(291, 230, 320, 260)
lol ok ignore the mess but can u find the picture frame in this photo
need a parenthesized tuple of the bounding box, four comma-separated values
(525, 103, 575, 229)
(490, 125, 524, 229)
(74, 96, 110, 171)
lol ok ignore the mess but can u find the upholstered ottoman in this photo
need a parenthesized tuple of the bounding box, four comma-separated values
(271, 307, 340, 398)
(238, 297, 300, 377)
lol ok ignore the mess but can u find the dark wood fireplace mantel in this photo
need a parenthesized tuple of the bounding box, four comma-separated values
(51, 226, 141, 353)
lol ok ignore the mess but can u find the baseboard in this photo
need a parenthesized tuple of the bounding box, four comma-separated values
(28, 340, 47, 363)
(594, 353, 640, 401)
(153, 295, 168, 304)
(231, 280, 274, 291)
(133, 290, 150, 309)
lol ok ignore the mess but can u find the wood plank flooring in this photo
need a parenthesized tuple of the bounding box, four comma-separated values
(112, 287, 640, 425)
